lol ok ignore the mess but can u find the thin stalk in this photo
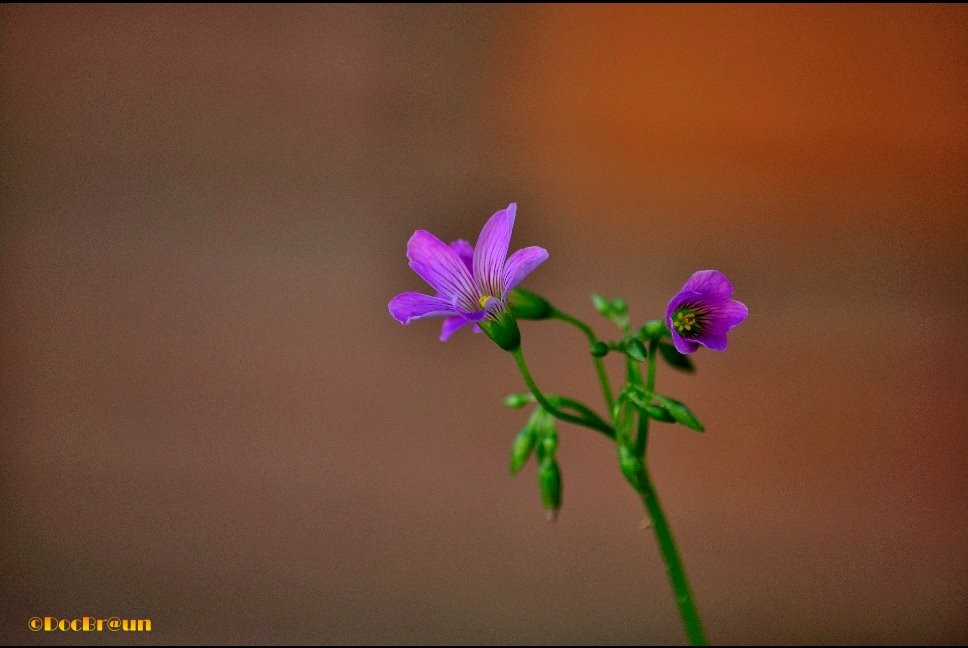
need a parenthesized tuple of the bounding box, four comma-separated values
(511, 346, 614, 440)
(550, 309, 614, 412)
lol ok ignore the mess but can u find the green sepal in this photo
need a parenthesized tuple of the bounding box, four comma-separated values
(658, 342, 695, 374)
(654, 395, 705, 431)
(507, 288, 553, 320)
(478, 307, 521, 351)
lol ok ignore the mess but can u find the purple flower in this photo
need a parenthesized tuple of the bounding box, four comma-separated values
(665, 270, 748, 354)
(388, 203, 549, 343)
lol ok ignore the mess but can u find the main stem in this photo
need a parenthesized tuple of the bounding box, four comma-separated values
(636, 338, 704, 645)
(637, 468, 707, 645)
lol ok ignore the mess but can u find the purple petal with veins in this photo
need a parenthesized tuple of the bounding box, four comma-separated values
(388, 203, 548, 341)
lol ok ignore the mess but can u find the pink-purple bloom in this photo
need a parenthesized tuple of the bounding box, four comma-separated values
(388, 203, 549, 341)
(666, 270, 748, 354)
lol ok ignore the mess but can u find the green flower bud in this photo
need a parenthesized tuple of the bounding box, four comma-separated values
(507, 288, 553, 320)
(503, 393, 532, 409)
(509, 425, 537, 476)
(639, 319, 667, 341)
(539, 427, 558, 459)
(591, 293, 611, 316)
(590, 341, 609, 357)
(538, 458, 562, 522)
(618, 444, 646, 491)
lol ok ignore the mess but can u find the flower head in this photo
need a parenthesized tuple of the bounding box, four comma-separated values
(665, 270, 748, 354)
(388, 203, 549, 347)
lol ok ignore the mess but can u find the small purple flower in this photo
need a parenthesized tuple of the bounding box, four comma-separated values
(665, 270, 748, 354)
(388, 203, 549, 342)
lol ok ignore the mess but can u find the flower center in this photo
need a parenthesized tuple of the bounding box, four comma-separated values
(673, 308, 700, 333)
(479, 294, 496, 310)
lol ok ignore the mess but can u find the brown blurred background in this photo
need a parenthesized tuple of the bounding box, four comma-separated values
(1, 5, 966, 644)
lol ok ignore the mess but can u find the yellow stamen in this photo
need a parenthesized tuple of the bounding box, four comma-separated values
(673, 311, 697, 333)
(479, 295, 494, 309)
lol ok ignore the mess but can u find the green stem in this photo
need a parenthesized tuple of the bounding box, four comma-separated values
(636, 468, 707, 645)
(646, 338, 658, 393)
(635, 339, 658, 456)
(551, 309, 614, 412)
(628, 338, 703, 643)
(511, 346, 614, 440)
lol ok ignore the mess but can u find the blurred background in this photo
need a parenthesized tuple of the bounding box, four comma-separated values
(1, 4, 966, 644)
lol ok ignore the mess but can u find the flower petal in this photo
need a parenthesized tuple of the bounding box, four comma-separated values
(503, 246, 549, 293)
(407, 230, 476, 307)
(440, 315, 471, 341)
(473, 203, 516, 297)
(388, 291, 456, 325)
(449, 239, 474, 273)
(704, 299, 749, 335)
(666, 289, 702, 317)
(680, 269, 734, 301)
(670, 332, 701, 354)
(692, 331, 729, 351)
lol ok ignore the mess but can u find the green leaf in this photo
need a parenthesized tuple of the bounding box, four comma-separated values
(624, 338, 647, 362)
(622, 388, 675, 423)
(643, 403, 676, 423)
(654, 395, 704, 431)
(658, 342, 696, 373)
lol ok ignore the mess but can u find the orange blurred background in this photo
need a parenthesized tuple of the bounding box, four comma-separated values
(1, 5, 966, 644)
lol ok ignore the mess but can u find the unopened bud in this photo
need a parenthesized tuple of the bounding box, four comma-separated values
(503, 393, 532, 409)
(507, 288, 553, 320)
(538, 458, 562, 521)
(639, 319, 666, 341)
(618, 445, 646, 491)
(509, 425, 537, 476)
